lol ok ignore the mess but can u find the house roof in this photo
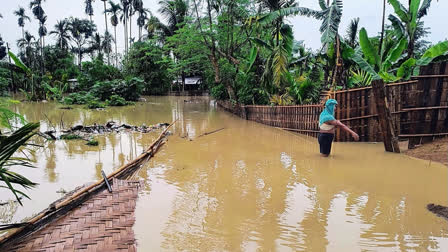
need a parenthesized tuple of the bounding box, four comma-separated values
(172, 77, 202, 85)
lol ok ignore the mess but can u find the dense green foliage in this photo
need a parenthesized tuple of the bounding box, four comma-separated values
(124, 41, 172, 95)
(0, 0, 446, 106)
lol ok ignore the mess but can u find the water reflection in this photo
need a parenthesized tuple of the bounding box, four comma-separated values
(1, 97, 447, 251)
(133, 97, 448, 251)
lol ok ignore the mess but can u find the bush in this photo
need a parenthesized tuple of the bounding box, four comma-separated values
(90, 81, 114, 101)
(77, 57, 122, 91)
(86, 139, 99, 146)
(210, 84, 227, 100)
(90, 78, 144, 103)
(115, 77, 144, 101)
(63, 91, 95, 105)
(107, 95, 127, 106)
(86, 100, 105, 109)
(60, 134, 82, 140)
(124, 41, 172, 95)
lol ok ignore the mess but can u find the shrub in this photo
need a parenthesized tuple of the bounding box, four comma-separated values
(86, 139, 99, 146)
(210, 84, 227, 100)
(107, 95, 127, 106)
(90, 81, 114, 101)
(77, 58, 122, 91)
(116, 77, 144, 101)
(60, 134, 83, 140)
(86, 100, 105, 109)
(63, 91, 95, 105)
(124, 41, 172, 95)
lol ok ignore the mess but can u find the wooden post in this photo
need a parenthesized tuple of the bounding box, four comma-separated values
(371, 80, 401, 153)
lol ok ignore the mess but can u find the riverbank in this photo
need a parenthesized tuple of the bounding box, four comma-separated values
(405, 137, 448, 166)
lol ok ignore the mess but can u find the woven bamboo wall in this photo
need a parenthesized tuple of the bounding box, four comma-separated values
(218, 62, 448, 144)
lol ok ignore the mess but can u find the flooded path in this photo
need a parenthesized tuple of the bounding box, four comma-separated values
(1, 96, 447, 251)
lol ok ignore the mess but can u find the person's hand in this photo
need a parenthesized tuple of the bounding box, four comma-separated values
(352, 132, 360, 141)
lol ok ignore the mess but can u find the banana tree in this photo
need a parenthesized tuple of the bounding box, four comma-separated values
(397, 40, 448, 79)
(8, 51, 36, 99)
(252, 24, 294, 94)
(296, 0, 344, 87)
(352, 28, 408, 82)
(387, 0, 433, 59)
(353, 28, 448, 82)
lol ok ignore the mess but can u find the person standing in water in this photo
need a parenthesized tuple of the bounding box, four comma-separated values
(318, 99, 359, 157)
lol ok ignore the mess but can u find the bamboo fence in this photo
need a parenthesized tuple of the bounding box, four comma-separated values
(218, 62, 448, 145)
(0, 120, 177, 247)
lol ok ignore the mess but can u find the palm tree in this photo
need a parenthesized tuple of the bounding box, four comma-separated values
(158, 0, 187, 37)
(17, 31, 35, 67)
(14, 7, 31, 41)
(38, 15, 48, 49)
(29, 0, 46, 64)
(50, 20, 71, 50)
(345, 17, 360, 48)
(145, 15, 162, 40)
(136, 6, 150, 40)
(85, 0, 95, 22)
(129, 0, 135, 46)
(106, 0, 122, 65)
(254, 0, 304, 91)
(69, 17, 97, 67)
(101, 0, 110, 64)
(0, 122, 40, 206)
(120, 0, 130, 54)
(102, 31, 114, 59)
(89, 32, 103, 58)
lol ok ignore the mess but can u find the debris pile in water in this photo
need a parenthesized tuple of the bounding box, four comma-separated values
(40, 121, 171, 141)
(427, 204, 448, 220)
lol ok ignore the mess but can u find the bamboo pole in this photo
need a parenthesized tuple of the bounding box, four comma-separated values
(0, 119, 178, 244)
(412, 75, 448, 78)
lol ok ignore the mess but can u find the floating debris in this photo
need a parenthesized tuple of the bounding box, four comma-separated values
(39, 121, 171, 141)
(427, 204, 448, 220)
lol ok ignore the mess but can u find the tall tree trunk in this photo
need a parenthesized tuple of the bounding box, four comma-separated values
(114, 26, 118, 66)
(129, 14, 133, 47)
(139, 26, 141, 41)
(78, 44, 82, 69)
(103, 2, 109, 33)
(124, 20, 127, 55)
(103, 1, 110, 65)
(22, 27, 25, 41)
(378, 0, 386, 57)
(6, 43, 17, 92)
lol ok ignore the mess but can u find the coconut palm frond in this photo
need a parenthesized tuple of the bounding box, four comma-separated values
(418, 0, 433, 18)
(345, 17, 359, 47)
(0, 123, 40, 205)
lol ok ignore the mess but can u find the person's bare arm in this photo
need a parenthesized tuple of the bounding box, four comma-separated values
(327, 120, 360, 141)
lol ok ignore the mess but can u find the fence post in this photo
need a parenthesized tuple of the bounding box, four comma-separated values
(371, 80, 401, 153)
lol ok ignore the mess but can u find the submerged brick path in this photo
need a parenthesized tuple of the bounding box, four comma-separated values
(3, 179, 141, 252)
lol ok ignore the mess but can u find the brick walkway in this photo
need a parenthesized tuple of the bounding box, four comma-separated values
(3, 179, 142, 252)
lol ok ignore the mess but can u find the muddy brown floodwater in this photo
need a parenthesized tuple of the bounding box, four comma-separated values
(1, 96, 447, 251)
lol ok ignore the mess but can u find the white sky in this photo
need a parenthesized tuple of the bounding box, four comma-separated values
(0, 0, 447, 54)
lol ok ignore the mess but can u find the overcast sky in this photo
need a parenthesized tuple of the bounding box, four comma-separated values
(1, 0, 447, 54)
